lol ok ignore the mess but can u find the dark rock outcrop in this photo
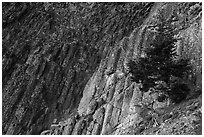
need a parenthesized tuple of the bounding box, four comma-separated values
(2, 2, 202, 135)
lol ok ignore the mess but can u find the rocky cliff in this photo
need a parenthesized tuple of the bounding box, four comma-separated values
(2, 2, 202, 135)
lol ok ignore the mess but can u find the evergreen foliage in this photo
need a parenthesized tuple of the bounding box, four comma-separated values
(127, 16, 191, 103)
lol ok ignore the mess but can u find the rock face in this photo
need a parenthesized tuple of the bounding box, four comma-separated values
(2, 2, 202, 135)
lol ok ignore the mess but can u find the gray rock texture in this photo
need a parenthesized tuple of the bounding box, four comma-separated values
(2, 2, 202, 135)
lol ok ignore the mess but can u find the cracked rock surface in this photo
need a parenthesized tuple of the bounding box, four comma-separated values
(2, 2, 202, 135)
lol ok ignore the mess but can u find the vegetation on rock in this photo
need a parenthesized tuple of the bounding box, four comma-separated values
(127, 13, 192, 103)
(2, 2, 201, 135)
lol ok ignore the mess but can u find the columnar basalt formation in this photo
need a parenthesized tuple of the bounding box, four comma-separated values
(2, 2, 202, 135)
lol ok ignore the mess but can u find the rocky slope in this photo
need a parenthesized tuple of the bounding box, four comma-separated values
(2, 2, 202, 135)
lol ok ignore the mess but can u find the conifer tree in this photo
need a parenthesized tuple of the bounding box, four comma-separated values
(128, 14, 191, 103)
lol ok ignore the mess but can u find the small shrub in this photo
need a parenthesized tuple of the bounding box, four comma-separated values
(167, 83, 190, 104)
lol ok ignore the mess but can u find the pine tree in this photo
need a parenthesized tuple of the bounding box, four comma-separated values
(128, 14, 191, 103)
